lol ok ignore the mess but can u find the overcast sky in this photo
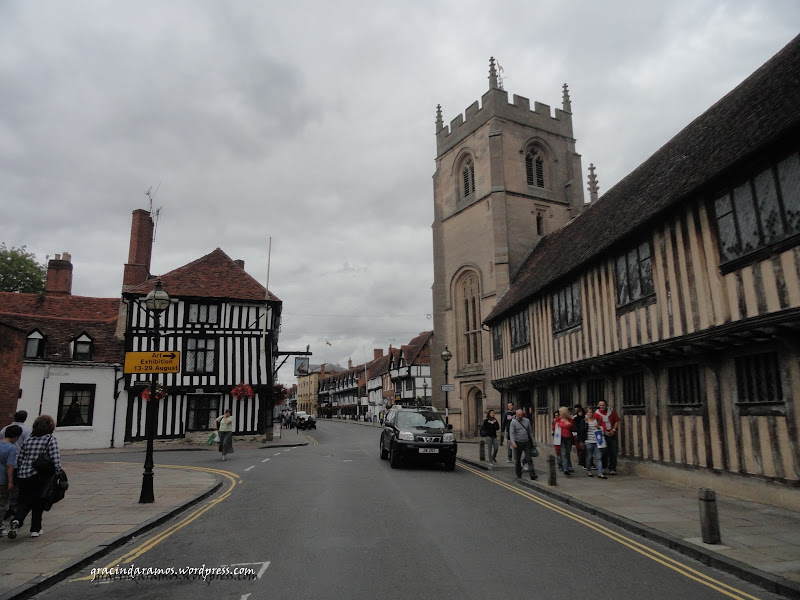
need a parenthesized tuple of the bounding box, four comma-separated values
(2, 1, 798, 386)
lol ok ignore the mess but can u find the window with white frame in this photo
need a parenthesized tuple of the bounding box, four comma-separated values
(72, 333, 93, 361)
(58, 383, 94, 426)
(25, 330, 45, 359)
(187, 302, 220, 325)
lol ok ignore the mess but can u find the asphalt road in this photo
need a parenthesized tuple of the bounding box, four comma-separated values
(37, 421, 781, 600)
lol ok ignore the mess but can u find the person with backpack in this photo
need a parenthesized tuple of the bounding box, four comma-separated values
(480, 410, 500, 464)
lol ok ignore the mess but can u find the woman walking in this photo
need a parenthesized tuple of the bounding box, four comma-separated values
(584, 408, 606, 479)
(555, 407, 577, 476)
(8, 415, 62, 540)
(215, 409, 234, 461)
(481, 410, 500, 464)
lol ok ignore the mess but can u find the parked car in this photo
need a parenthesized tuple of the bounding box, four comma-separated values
(379, 406, 457, 470)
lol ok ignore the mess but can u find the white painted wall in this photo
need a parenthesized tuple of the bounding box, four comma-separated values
(18, 362, 125, 450)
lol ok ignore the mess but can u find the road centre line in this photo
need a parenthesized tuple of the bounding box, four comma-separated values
(244, 465, 255, 471)
(458, 462, 761, 600)
(70, 462, 240, 582)
(274, 452, 281, 456)
(261, 458, 270, 463)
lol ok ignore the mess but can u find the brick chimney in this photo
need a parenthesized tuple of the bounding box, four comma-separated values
(348, 358, 353, 369)
(373, 348, 383, 360)
(234, 259, 245, 269)
(320, 364, 326, 378)
(122, 209, 154, 290)
(44, 252, 73, 296)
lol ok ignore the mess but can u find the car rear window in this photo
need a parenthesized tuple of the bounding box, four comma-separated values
(396, 411, 444, 428)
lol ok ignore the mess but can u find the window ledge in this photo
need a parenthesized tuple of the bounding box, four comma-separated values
(510, 342, 531, 352)
(553, 323, 582, 337)
(736, 403, 786, 417)
(668, 404, 703, 416)
(616, 293, 656, 316)
(719, 233, 800, 275)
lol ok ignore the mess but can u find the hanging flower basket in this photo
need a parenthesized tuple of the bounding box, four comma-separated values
(232, 383, 254, 400)
(142, 383, 167, 401)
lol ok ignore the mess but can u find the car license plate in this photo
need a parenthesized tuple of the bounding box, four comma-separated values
(419, 448, 439, 454)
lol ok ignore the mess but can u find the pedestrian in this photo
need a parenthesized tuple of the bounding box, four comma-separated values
(551, 410, 562, 471)
(507, 409, 538, 480)
(481, 410, 500, 464)
(8, 415, 62, 540)
(215, 409, 234, 461)
(0, 425, 21, 537)
(595, 400, 621, 475)
(555, 407, 577, 476)
(0, 410, 31, 521)
(573, 405, 586, 468)
(583, 408, 606, 479)
(500, 402, 516, 463)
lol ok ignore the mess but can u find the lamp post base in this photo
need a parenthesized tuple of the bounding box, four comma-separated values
(139, 471, 154, 504)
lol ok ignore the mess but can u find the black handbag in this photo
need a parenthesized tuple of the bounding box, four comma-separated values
(33, 435, 56, 475)
(40, 468, 69, 511)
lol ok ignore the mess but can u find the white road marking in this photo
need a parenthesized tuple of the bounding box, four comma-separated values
(241, 594, 251, 600)
(274, 453, 281, 456)
(343, 460, 353, 462)
(244, 466, 255, 471)
(261, 458, 270, 463)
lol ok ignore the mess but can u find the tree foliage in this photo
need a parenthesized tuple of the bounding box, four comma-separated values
(0, 243, 47, 293)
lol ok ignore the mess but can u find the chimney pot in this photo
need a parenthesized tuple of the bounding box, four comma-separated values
(234, 259, 245, 269)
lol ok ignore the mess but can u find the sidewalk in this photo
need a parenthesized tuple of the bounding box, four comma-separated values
(457, 439, 800, 598)
(0, 437, 306, 600)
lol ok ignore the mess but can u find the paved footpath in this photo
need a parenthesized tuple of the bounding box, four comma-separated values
(327, 417, 800, 599)
(0, 437, 306, 600)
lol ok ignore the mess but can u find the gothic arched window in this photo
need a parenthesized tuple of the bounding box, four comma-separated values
(461, 159, 476, 200)
(526, 148, 545, 188)
(456, 271, 482, 367)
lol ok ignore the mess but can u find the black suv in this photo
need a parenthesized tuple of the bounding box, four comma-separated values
(379, 406, 457, 470)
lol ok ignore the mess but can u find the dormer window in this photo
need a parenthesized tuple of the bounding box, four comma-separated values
(25, 330, 45, 359)
(72, 333, 93, 361)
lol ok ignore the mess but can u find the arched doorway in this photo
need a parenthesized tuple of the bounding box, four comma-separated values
(467, 387, 484, 437)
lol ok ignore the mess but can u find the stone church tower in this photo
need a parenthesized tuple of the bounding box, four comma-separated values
(431, 58, 585, 437)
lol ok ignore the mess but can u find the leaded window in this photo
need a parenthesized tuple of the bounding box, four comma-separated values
(509, 310, 530, 349)
(492, 325, 503, 359)
(586, 379, 605, 407)
(622, 372, 646, 408)
(187, 395, 219, 431)
(25, 330, 45, 359)
(186, 336, 216, 374)
(457, 271, 482, 366)
(558, 382, 573, 406)
(615, 242, 654, 306)
(187, 302, 219, 325)
(552, 281, 582, 331)
(735, 352, 783, 405)
(536, 386, 549, 412)
(715, 152, 800, 263)
(667, 364, 703, 406)
(73, 333, 93, 361)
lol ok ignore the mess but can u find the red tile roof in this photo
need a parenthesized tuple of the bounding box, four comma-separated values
(0, 293, 124, 363)
(127, 248, 280, 302)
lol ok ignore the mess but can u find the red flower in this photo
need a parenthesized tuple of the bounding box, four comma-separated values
(232, 384, 254, 399)
(142, 383, 167, 401)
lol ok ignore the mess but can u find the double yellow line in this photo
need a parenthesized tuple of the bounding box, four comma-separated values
(72, 463, 240, 581)
(459, 462, 762, 600)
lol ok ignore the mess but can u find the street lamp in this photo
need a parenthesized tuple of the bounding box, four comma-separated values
(139, 279, 170, 504)
(441, 345, 452, 424)
(422, 379, 428, 403)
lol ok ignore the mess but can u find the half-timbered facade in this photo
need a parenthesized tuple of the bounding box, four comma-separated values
(485, 35, 800, 485)
(388, 331, 433, 405)
(124, 248, 281, 441)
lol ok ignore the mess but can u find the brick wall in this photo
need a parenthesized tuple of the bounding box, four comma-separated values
(0, 323, 25, 426)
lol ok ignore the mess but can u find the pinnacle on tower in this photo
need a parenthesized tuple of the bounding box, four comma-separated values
(562, 83, 572, 113)
(587, 163, 600, 204)
(436, 104, 443, 133)
(489, 57, 498, 89)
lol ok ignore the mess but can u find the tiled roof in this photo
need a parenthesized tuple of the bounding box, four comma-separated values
(0, 293, 124, 363)
(127, 248, 280, 302)
(401, 331, 433, 365)
(486, 34, 800, 324)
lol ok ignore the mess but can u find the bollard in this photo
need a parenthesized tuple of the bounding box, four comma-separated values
(698, 488, 721, 544)
(547, 454, 557, 486)
(479, 440, 486, 461)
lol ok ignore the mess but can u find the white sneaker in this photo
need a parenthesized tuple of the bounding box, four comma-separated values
(522, 464, 529, 471)
(30, 529, 43, 538)
(506, 459, 512, 463)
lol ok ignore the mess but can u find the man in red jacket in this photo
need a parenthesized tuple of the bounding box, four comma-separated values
(595, 400, 620, 475)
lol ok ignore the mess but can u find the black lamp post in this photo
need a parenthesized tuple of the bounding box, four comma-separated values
(441, 345, 452, 424)
(139, 279, 170, 504)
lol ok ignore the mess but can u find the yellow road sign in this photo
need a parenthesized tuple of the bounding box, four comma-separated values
(124, 351, 181, 374)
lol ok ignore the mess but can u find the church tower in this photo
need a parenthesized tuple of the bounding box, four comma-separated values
(431, 58, 584, 437)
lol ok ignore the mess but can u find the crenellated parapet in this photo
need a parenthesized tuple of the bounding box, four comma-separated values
(436, 84, 575, 157)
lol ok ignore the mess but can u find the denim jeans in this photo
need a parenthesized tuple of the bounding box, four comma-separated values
(512, 441, 536, 478)
(484, 436, 498, 462)
(559, 436, 574, 472)
(585, 443, 603, 476)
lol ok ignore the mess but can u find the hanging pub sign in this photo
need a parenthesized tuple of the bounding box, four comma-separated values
(294, 357, 310, 377)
